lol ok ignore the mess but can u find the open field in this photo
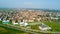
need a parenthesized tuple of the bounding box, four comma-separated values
(0, 20, 60, 34)
(0, 26, 29, 34)
(42, 20, 60, 32)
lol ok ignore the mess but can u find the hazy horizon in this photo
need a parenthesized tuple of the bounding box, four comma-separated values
(0, 0, 60, 9)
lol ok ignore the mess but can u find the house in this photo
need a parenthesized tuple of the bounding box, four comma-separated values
(0, 18, 2, 21)
(39, 23, 51, 31)
(12, 20, 19, 25)
(51, 17, 59, 20)
(20, 22, 28, 26)
(36, 17, 42, 21)
(19, 19, 28, 26)
(28, 19, 34, 22)
(2, 20, 10, 24)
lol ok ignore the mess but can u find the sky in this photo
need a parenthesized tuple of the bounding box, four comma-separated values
(0, 0, 60, 9)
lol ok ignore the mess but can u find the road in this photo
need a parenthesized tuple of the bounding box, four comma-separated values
(0, 24, 60, 34)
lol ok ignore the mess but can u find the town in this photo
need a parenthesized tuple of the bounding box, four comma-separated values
(0, 8, 60, 34)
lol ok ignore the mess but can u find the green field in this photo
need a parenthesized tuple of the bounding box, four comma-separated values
(0, 21, 29, 34)
(42, 20, 60, 32)
(28, 20, 60, 32)
(0, 20, 60, 34)
(0, 26, 30, 34)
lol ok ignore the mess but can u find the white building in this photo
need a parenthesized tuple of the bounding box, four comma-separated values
(12, 20, 18, 25)
(51, 17, 59, 20)
(39, 23, 51, 31)
(2, 20, 10, 24)
(0, 18, 2, 21)
(19, 20, 28, 26)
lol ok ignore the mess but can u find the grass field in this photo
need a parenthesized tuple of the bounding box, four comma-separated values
(0, 26, 29, 34)
(42, 20, 60, 32)
(28, 20, 60, 32)
(0, 20, 60, 34)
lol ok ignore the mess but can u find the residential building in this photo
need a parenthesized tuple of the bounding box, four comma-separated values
(39, 23, 51, 31)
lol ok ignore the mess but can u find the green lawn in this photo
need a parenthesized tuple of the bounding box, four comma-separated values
(0, 26, 29, 34)
(0, 20, 60, 34)
(42, 20, 60, 32)
(28, 20, 60, 32)
(0, 21, 29, 34)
